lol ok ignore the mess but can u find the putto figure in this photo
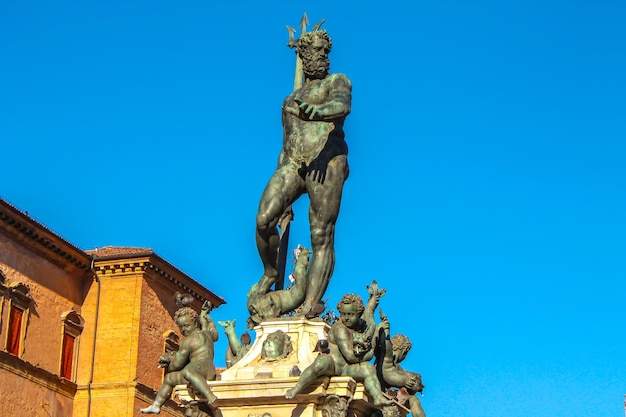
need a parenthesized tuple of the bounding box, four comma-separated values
(377, 311, 426, 417)
(285, 282, 392, 406)
(141, 301, 218, 414)
(250, 27, 351, 319)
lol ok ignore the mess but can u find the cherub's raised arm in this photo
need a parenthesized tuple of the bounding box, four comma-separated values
(219, 319, 241, 354)
(200, 301, 219, 341)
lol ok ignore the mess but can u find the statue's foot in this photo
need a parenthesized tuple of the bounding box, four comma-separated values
(140, 404, 161, 414)
(293, 304, 313, 318)
(247, 282, 260, 298)
(206, 392, 217, 405)
(285, 387, 299, 399)
(372, 396, 394, 407)
(248, 274, 278, 298)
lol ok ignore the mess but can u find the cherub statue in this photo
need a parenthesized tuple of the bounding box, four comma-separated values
(141, 301, 219, 414)
(285, 281, 392, 406)
(376, 310, 426, 417)
(218, 319, 251, 368)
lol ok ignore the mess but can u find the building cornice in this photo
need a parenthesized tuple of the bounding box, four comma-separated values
(93, 257, 225, 307)
(0, 199, 91, 278)
(0, 350, 77, 398)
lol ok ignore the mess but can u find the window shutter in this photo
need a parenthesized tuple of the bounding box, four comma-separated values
(7, 306, 23, 355)
(60, 333, 76, 379)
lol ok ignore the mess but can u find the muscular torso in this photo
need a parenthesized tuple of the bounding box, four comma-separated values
(327, 319, 370, 369)
(281, 73, 350, 167)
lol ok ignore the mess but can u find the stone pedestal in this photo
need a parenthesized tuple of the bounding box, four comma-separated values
(174, 319, 381, 417)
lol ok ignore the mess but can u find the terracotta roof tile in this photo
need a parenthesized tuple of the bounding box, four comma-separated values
(86, 246, 154, 259)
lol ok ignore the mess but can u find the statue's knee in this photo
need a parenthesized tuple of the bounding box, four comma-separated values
(409, 396, 421, 406)
(164, 372, 178, 385)
(256, 211, 277, 230)
(256, 212, 268, 229)
(311, 357, 331, 374)
(182, 368, 197, 382)
(310, 225, 331, 248)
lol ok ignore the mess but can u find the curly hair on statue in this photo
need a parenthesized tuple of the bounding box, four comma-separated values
(390, 334, 412, 353)
(174, 306, 198, 323)
(336, 294, 365, 315)
(297, 29, 332, 54)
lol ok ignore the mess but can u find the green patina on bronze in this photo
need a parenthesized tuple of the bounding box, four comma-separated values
(142, 301, 219, 414)
(286, 281, 393, 407)
(248, 20, 352, 325)
(376, 311, 427, 417)
(218, 319, 251, 368)
(247, 247, 311, 327)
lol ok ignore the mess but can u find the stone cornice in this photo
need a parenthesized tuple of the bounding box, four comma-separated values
(77, 380, 183, 415)
(0, 199, 92, 278)
(93, 257, 225, 307)
(148, 254, 225, 307)
(92, 258, 149, 277)
(0, 349, 77, 398)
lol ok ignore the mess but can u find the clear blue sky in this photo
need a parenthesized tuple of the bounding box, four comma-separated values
(2, 1, 625, 416)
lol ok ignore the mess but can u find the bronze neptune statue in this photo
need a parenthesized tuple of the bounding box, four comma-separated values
(248, 26, 351, 323)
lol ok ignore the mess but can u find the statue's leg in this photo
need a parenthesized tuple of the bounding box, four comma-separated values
(409, 395, 427, 417)
(301, 155, 348, 314)
(286, 355, 333, 399)
(252, 164, 305, 297)
(225, 345, 235, 368)
(181, 363, 217, 404)
(344, 364, 393, 407)
(141, 372, 185, 413)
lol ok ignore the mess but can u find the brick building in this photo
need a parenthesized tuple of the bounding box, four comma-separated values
(0, 198, 224, 417)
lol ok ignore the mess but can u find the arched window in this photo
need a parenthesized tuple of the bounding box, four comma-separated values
(162, 330, 180, 378)
(60, 310, 84, 380)
(5, 282, 32, 357)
